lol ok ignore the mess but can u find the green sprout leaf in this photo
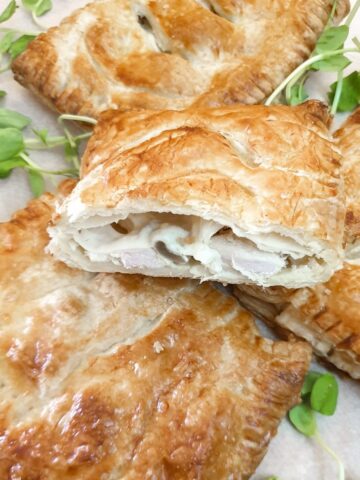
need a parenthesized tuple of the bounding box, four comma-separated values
(265, 0, 360, 107)
(64, 141, 79, 168)
(288, 367, 344, 478)
(21, 0, 37, 8)
(310, 373, 339, 416)
(32, 128, 48, 145)
(0, 0, 17, 23)
(34, 0, 52, 16)
(315, 25, 349, 54)
(0, 109, 94, 197)
(22, 0, 52, 16)
(329, 71, 360, 112)
(0, 157, 26, 178)
(312, 54, 350, 72)
(0, 108, 31, 129)
(289, 83, 309, 105)
(266, 477, 279, 480)
(289, 403, 317, 437)
(27, 168, 45, 197)
(0, 32, 15, 54)
(301, 371, 323, 397)
(0, 90, 6, 98)
(0, 128, 24, 161)
(8, 34, 36, 59)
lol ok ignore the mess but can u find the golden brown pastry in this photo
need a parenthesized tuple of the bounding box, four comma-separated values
(335, 108, 360, 262)
(0, 189, 311, 479)
(12, 0, 349, 117)
(235, 110, 360, 378)
(273, 264, 360, 379)
(48, 101, 345, 288)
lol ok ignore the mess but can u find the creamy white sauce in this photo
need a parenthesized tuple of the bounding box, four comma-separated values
(73, 212, 300, 281)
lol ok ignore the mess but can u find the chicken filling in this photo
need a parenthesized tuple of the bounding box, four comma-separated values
(74, 213, 311, 280)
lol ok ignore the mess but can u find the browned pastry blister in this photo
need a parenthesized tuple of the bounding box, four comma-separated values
(0, 189, 311, 479)
(48, 101, 345, 289)
(12, 0, 349, 117)
(235, 109, 360, 379)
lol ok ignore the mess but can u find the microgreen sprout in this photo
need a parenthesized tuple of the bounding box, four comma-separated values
(0, 28, 37, 71)
(0, 108, 31, 129)
(0, 107, 97, 197)
(329, 71, 360, 111)
(57, 114, 97, 170)
(0, 0, 54, 72)
(265, 0, 360, 114)
(22, 0, 53, 31)
(0, 1, 17, 24)
(310, 372, 339, 416)
(58, 114, 99, 126)
(288, 371, 344, 480)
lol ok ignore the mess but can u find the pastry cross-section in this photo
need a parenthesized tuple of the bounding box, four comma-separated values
(235, 109, 360, 378)
(48, 102, 345, 288)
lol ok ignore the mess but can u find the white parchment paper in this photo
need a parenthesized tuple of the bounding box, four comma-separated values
(0, 2, 359, 479)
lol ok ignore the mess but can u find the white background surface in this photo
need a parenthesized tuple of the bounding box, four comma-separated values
(0, 1, 360, 479)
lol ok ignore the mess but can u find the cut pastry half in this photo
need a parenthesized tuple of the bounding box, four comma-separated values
(48, 102, 345, 288)
(235, 109, 360, 378)
(12, 0, 349, 117)
(0, 187, 311, 479)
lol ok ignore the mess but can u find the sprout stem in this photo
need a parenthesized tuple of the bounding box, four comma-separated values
(345, 0, 360, 27)
(19, 152, 78, 176)
(328, 0, 338, 25)
(31, 11, 47, 31)
(265, 47, 360, 105)
(285, 71, 307, 104)
(58, 114, 98, 126)
(25, 136, 67, 149)
(330, 70, 343, 115)
(314, 431, 345, 480)
(0, 27, 37, 35)
(353, 37, 360, 50)
(25, 132, 92, 150)
(75, 132, 93, 141)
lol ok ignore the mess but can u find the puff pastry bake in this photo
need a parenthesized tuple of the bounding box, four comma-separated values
(273, 264, 360, 379)
(335, 108, 360, 262)
(235, 110, 360, 378)
(48, 101, 345, 288)
(12, 0, 349, 117)
(0, 188, 311, 479)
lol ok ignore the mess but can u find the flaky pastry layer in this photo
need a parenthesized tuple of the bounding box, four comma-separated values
(0, 189, 311, 479)
(235, 111, 360, 378)
(48, 102, 345, 288)
(12, 0, 349, 117)
(335, 108, 360, 262)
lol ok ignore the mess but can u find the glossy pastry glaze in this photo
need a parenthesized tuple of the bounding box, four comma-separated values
(12, 0, 349, 117)
(235, 109, 360, 378)
(0, 187, 311, 479)
(48, 102, 345, 288)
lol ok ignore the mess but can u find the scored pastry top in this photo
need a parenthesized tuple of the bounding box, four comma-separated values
(0, 191, 311, 479)
(48, 101, 345, 288)
(12, 0, 349, 117)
